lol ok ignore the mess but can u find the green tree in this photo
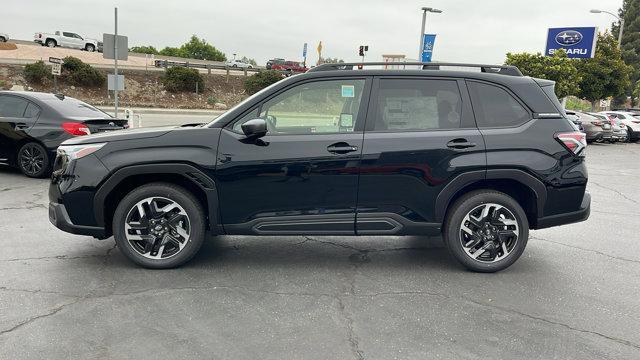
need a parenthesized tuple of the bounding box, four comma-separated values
(240, 56, 257, 66)
(505, 49, 580, 98)
(162, 67, 204, 93)
(576, 32, 632, 108)
(130, 45, 159, 55)
(633, 80, 640, 104)
(159, 46, 186, 58)
(613, 0, 640, 89)
(179, 35, 226, 61)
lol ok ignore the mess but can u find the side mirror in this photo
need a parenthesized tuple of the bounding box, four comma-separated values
(241, 118, 268, 138)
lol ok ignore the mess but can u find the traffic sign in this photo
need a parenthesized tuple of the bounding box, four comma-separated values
(48, 57, 63, 64)
(51, 63, 61, 76)
(108, 74, 125, 91)
(303, 43, 308, 57)
(545, 27, 597, 58)
(103, 33, 129, 60)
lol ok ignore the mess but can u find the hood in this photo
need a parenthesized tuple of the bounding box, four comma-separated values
(62, 126, 176, 145)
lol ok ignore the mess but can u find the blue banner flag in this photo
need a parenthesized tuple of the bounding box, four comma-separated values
(421, 34, 436, 62)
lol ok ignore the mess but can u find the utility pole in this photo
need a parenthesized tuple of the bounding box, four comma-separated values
(418, 7, 442, 60)
(114, 7, 119, 118)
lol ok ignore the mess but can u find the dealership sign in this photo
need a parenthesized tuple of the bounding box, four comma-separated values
(545, 27, 598, 58)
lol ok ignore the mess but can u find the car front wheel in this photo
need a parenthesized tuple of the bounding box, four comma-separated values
(17, 142, 50, 178)
(112, 183, 206, 269)
(443, 190, 529, 272)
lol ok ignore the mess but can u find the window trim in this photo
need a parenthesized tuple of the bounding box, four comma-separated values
(465, 79, 533, 130)
(226, 76, 372, 136)
(365, 76, 473, 133)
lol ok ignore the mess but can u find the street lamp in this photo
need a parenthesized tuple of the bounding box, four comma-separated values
(590, 9, 624, 50)
(419, 7, 443, 60)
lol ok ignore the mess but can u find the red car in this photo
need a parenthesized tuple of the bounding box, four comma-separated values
(266, 59, 308, 73)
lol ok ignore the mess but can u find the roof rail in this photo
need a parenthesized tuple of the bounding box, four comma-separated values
(308, 62, 523, 77)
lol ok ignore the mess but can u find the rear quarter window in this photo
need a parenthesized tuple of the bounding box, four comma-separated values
(467, 81, 531, 128)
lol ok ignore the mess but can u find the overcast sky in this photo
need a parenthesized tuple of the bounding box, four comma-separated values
(4, 0, 622, 65)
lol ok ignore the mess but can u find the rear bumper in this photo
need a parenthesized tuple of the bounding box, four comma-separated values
(535, 192, 591, 229)
(49, 202, 107, 239)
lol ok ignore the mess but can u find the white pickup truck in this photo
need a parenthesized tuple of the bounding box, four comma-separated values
(34, 31, 98, 52)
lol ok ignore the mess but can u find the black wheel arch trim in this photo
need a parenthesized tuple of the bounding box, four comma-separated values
(93, 163, 221, 234)
(435, 169, 547, 223)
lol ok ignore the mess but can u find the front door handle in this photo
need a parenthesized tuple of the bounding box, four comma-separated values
(327, 142, 358, 154)
(446, 138, 477, 149)
(14, 123, 29, 130)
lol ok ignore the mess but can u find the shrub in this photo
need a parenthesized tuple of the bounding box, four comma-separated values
(23, 61, 52, 84)
(62, 56, 84, 72)
(207, 96, 217, 105)
(162, 66, 204, 92)
(60, 56, 105, 87)
(244, 70, 283, 94)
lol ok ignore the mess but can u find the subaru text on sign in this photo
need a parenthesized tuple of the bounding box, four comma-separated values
(545, 27, 598, 58)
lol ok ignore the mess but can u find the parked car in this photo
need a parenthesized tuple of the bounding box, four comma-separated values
(226, 59, 253, 69)
(599, 111, 640, 141)
(267, 58, 308, 73)
(0, 33, 8, 42)
(574, 111, 613, 143)
(0, 91, 128, 177)
(33, 31, 99, 52)
(589, 112, 626, 142)
(564, 110, 584, 131)
(49, 62, 590, 272)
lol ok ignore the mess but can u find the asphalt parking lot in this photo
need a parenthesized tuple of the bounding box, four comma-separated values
(0, 142, 639, 360)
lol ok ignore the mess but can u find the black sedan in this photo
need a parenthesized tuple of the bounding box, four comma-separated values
(0, 91, 128, 177)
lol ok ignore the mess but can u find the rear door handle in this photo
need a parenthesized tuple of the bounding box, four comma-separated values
(327, 142, 358, 154)
(446, 138, 476, 149)
(14, 123, 29, 130)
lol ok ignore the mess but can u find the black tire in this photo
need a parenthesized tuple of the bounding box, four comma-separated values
(443, 190, 529, 273)
(85, 44, 95, 52)
(45, 39, 56, 47)
(0, 37, 6, 42)
(112, 183, 206, 269)
(17, 142, 50, 178)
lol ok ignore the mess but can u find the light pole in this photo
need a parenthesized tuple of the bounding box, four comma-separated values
(419, 7, 442, 61)
(590, 9, 624, 50)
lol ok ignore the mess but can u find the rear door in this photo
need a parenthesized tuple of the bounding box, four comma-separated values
(61, 32, 75, 47)
(356, 76, 486, 235)
(0, 95, 40, 163)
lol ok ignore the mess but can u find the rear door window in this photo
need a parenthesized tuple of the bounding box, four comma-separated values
(0, 95, 29, 117)
(467, 81, 531, 128)
(24, 102, 41, 118)
(372, 78, 462, 131)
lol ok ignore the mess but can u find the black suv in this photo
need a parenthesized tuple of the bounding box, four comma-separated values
(49, 62, 590, 272)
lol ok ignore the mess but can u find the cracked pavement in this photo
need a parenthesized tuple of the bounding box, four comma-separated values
(1, 143, 639, 359)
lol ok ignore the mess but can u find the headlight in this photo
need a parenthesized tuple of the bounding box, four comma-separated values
(57, 143, 107, 160)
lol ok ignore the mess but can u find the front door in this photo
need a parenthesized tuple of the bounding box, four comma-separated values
(356, 77, 486, 235)
(216, 77, 371, 235)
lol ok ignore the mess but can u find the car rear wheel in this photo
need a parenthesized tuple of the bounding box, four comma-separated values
(85, 44, 95, 52)
(17, 142, 50, 178)
(443, 190, 529, 272)
(0, 37, 6, 42)
(112, 183, 206, 269)
(45, 39, 56, 47)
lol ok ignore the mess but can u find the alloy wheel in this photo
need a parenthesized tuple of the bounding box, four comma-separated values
(19, 144, 45, 176)
(124, 197, 191, 260)
(459, 203, 519, 263)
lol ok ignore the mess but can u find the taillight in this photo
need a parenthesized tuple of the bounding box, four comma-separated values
(555, 131, 586, 155)
(62, 122, 91, 136)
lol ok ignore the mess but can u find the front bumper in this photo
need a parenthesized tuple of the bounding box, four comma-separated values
(49, 202, 107, 239)
(535, 192, 591, 229)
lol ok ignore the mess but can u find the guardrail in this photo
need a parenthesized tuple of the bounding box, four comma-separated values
(153, 59, 262, 75)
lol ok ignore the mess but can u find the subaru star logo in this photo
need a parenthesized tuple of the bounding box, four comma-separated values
(555, 30, 583, 46)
